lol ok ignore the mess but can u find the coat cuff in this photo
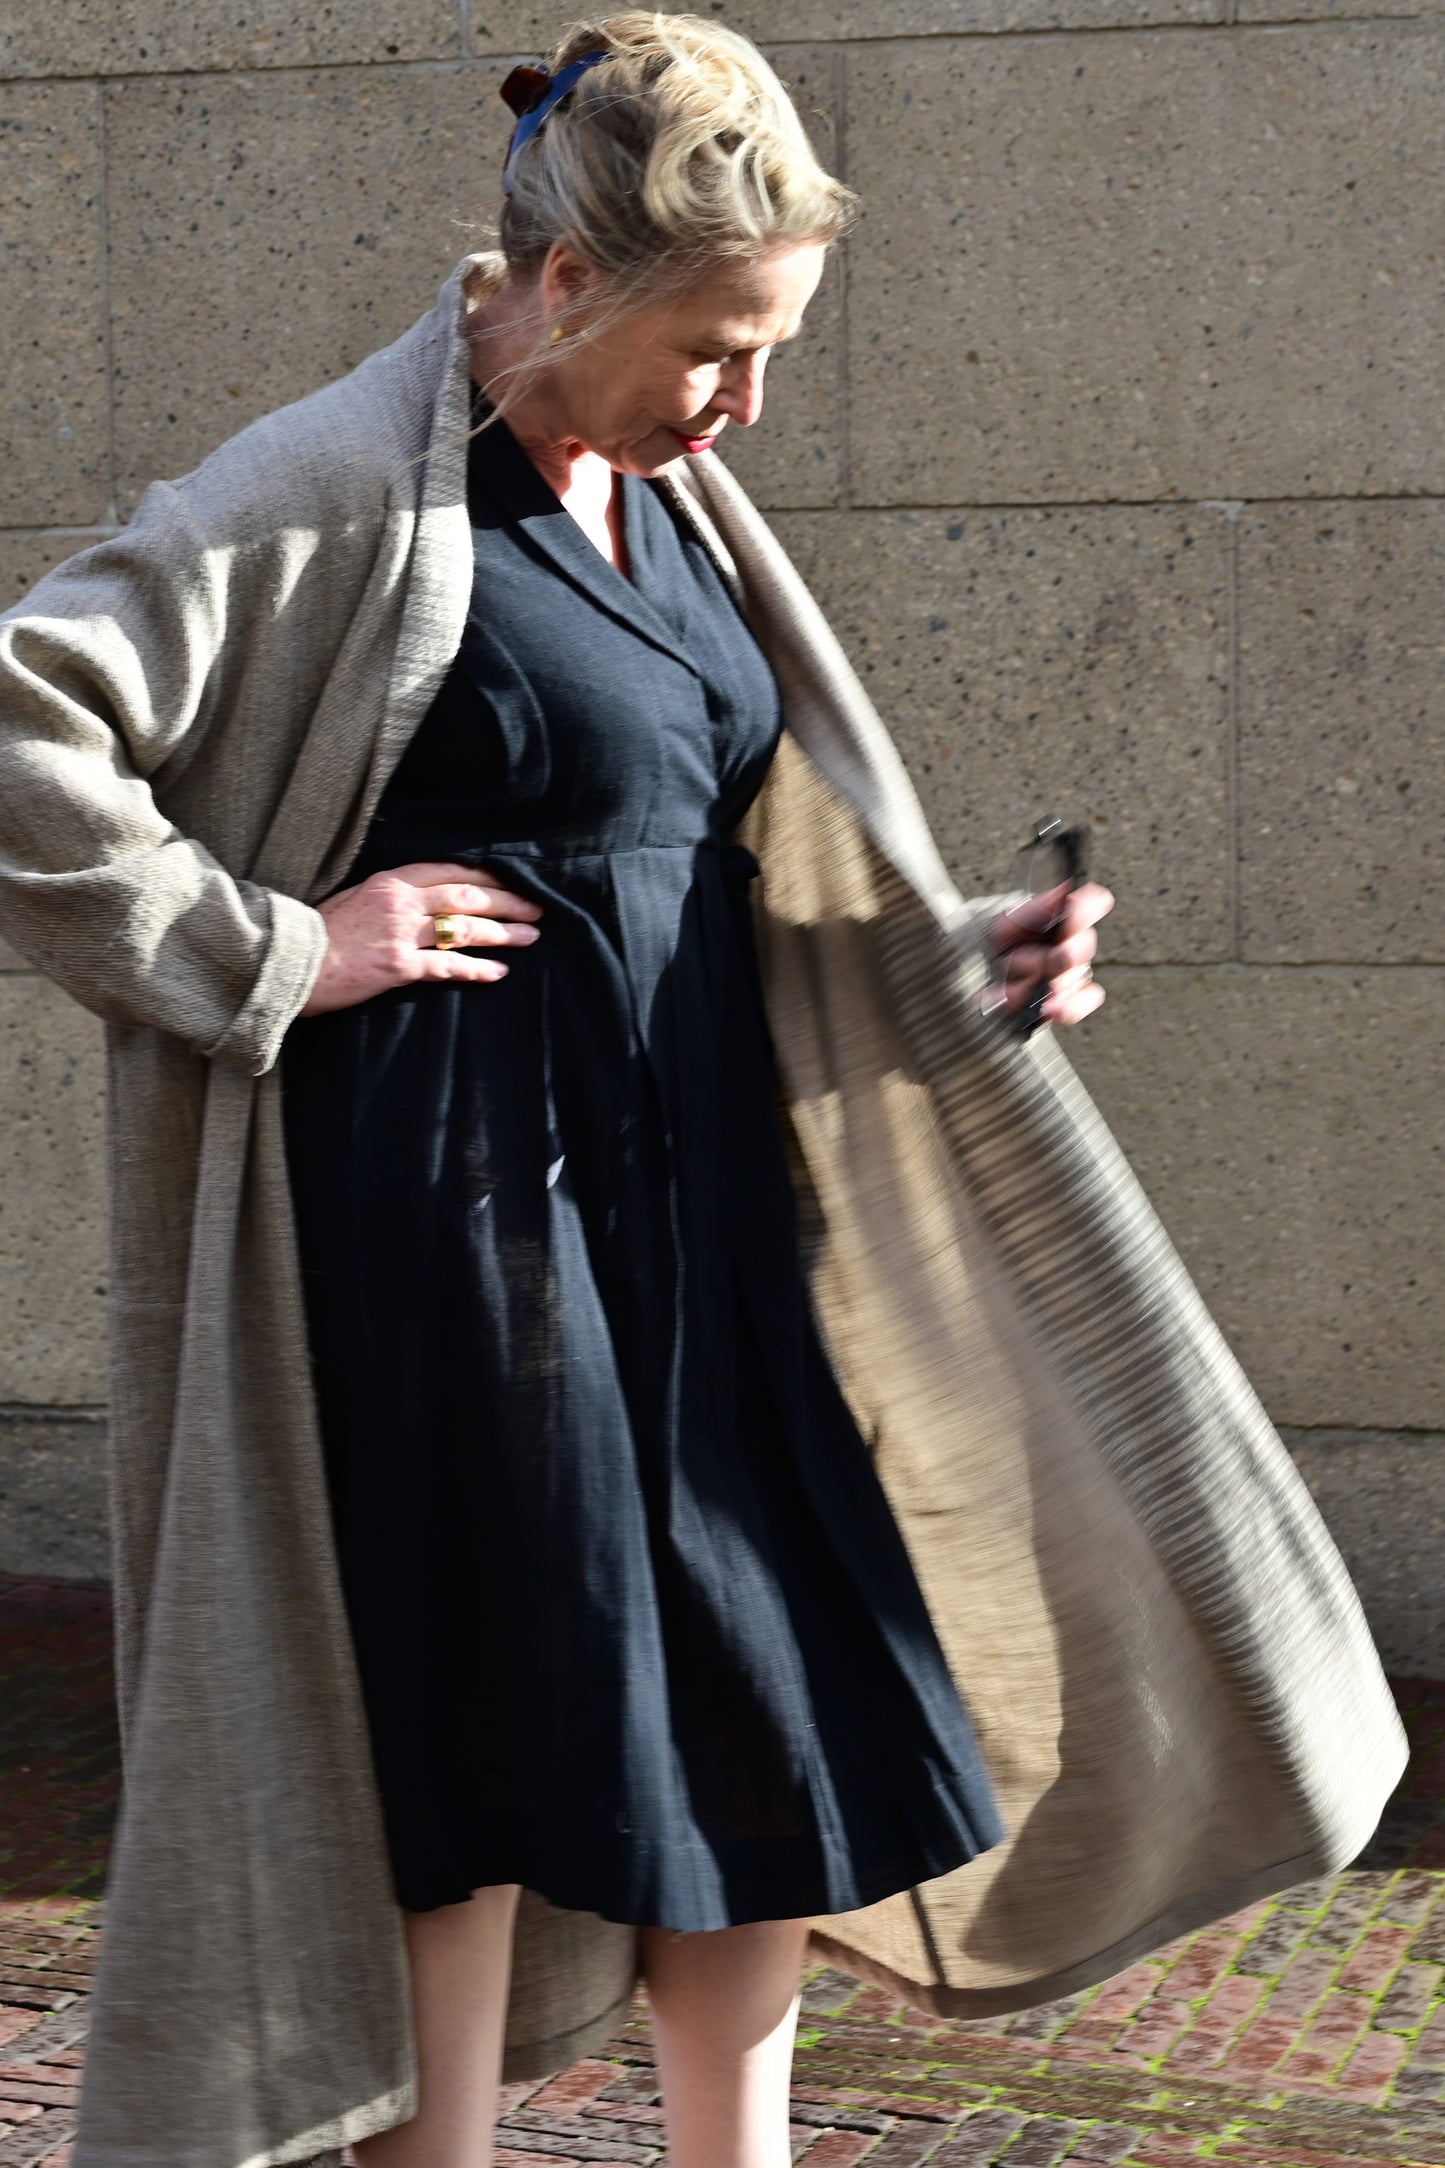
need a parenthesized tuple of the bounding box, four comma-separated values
(201, 889, 329, 1076)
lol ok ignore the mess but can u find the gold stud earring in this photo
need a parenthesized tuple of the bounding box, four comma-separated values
(549, 324, 565, 344)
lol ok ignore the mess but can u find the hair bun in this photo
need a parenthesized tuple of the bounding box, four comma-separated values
(499, 14, 854, 293)
(499, 64, 550, 118)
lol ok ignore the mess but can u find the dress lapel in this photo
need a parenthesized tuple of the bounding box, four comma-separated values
(467, 400, 706, 679)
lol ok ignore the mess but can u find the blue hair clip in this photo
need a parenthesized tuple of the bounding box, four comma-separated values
(501, 49, 611, 196)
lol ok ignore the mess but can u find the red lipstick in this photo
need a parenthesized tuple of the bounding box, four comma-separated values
(672, 429, 719, 455)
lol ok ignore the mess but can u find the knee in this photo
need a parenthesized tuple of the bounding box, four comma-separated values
(642, 1919, 810, 2062)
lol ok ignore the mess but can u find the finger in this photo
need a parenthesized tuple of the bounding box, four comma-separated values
(390, 860, 504, 889)
(421, 913, 540, 950)
(999, 929, 1092, 983)
(389, 862, 544, 917)
(991, 969, 1048, 1012)
(1008, 916, 1102, 983)
(996, 951, 1101, 1018)
(1047, 960, 1098, 1001)
(997, 942, 1055, 988)
(1044, 927, 1098, 976)
(995, 880, 1115, 950)
(1056, 882, 1115, 937)
(993, 882, 1072, 947)
(424, 881, 544, 922)
(414, 951, 511, 983)
(1043, 978, 1106, 1027)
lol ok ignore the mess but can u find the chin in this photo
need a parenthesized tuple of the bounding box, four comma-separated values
(616, 438, 690, 479)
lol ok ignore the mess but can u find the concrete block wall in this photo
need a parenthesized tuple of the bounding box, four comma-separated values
(0, 3, 1440, 1668)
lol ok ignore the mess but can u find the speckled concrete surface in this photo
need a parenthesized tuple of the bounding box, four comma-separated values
(0, 83, 107, 528)
(0, 985, 107, 1408)
(769, 504, 1232, 964)
(843, 29, 1445, 507)
(0, 0, 460, 80)
(1236, 503, 1445, 966)
(1281, 1433, 1445, 1682)
(103, 64, 516, 509)
(1067, 967, 1445, 1432)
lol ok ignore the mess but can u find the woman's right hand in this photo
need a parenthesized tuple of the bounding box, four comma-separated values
(299, 860, 542, 1017)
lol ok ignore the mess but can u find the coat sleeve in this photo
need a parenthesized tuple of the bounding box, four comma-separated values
(0, 481, 329, 1075)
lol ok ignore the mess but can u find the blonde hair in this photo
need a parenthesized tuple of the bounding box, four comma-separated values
(498, 12, 854, 305)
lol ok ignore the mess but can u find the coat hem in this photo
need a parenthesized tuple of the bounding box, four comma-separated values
(71, 2082, 416, 2168)
(78, 1985, 646, 2167)
(808, 1789, 1402, 2025)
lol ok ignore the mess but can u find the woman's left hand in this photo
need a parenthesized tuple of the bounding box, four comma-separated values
(986, 880, 1115, 1029)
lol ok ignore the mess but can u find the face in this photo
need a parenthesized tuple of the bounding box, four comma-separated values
(539, 239, 828, 476)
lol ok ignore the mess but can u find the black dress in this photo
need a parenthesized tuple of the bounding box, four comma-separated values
(280, 403, 1004, 1929)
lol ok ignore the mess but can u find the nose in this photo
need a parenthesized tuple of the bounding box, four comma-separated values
(714, 350, 769, 429)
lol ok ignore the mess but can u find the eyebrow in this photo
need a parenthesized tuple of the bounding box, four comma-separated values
(698, 328, 803, 353)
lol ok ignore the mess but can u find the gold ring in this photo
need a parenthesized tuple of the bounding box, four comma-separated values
(433, 914, 462, 950)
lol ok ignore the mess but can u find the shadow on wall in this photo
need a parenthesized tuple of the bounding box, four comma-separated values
(0, 1410, 109, 1584)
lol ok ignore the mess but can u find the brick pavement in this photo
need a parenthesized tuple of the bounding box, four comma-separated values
(3, 1572, 1445, 2167)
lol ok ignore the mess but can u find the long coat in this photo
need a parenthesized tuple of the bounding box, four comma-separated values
(0, 253, 1406, 2168)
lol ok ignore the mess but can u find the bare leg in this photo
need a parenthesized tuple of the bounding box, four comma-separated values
(642, 1918, 812, 2168)
(353, 1883, 521, 2168)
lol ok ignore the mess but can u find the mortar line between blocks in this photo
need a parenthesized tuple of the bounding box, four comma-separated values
(10, 51, 536, 95)
(0, 526, 121, 542)
(96, 83, 119, 528)
(5, 495, 1445, 538)
(1225, 502, 1242, 960)
(727, 491, 1445, 516)
(1075, 958, 1442, 971)
(836, 46, 853, 516)
(0, 1405, 109, 1421)
(5, 17, 1445, 88)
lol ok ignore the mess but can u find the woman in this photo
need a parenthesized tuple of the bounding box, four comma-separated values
(281, 25, 1113, 2165)
(0, 17, 1405, 2168)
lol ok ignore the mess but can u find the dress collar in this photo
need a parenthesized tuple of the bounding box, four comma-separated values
(465, 392, 705, 678)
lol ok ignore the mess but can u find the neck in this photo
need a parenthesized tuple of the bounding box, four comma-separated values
(467, 278, 607, 500)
